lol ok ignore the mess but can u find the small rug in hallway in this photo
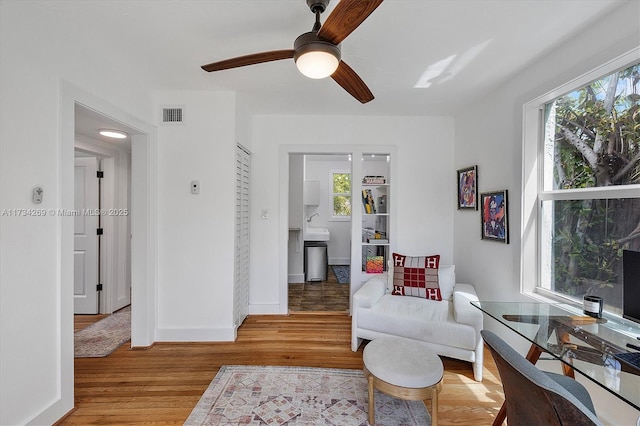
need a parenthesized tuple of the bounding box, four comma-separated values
(74, 305, 131, 358)
(185, 365, 430, 425)
(331, 265, 350, 284)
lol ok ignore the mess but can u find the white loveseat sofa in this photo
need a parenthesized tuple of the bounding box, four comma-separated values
(351, 265, 484, 381)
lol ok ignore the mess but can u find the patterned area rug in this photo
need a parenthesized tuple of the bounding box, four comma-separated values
(74, 305, 131, 358)
(331, 265, 350, 284)
(185, 365, 430, 425)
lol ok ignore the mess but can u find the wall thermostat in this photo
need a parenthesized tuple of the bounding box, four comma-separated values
(33, 187, 43, 204)
(191, 180, 200, 194)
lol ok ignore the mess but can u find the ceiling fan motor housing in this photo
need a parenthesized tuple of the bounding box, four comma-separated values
(307, 0, 329, 14)
(293, 31, 341, 63)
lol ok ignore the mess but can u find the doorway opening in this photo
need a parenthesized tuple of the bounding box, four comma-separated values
(287, 153, 352, 313)
(58, 82, 156, 420)
(74, 104, 132, 316)
(72, 105, 134, 362)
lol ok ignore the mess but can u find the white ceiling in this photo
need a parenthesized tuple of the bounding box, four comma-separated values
(75, 105, 134, 149)
(64, 0, 624, 139)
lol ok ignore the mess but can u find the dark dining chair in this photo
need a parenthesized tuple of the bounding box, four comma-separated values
(481, 330, 603, 426)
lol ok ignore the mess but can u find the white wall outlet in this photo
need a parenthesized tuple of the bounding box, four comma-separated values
(261, 209, 269, 219)
(33, 187, 43, 204)
(191, 180, 200, 194)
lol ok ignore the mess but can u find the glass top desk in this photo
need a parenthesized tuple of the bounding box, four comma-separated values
(471, 301, 640, 425)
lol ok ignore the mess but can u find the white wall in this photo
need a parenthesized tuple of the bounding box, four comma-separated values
(249, 115, 455, 314)
(235, 102, 252, 151)
(154, 90, 238, 341)
(453, 2, 640, 424)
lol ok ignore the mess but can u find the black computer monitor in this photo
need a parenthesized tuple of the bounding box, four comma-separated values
(623, 249, 640, 324)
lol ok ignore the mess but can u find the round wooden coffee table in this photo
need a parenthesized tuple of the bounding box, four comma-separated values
(363, 337, 444, 425)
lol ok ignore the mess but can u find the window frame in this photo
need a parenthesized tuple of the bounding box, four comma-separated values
(329, 169, 352, 221)
(521, 48, 640, 305)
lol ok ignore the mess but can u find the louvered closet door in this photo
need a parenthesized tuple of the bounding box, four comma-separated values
(234, 145, 251, 329)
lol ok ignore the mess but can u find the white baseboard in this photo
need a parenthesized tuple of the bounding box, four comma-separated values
(288, 273, 304, 283)
(26, 397, 73, 426)
(155, 327, 235, 342)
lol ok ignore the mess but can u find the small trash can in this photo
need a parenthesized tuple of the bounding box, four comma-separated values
(305, 242, 327, 282)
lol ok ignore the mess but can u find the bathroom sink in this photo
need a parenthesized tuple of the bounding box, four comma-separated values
(304, 227, 330, 241)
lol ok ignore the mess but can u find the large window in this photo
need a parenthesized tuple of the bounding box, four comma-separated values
(331, 171, 351, 218)
(523, 52, 640, 314)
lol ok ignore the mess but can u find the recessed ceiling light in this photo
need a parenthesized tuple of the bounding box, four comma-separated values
(99, 129, 128, 139)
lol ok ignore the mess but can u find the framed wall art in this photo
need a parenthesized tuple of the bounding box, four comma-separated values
(457, 165, 478, 210)
(481, 190, 509, 243)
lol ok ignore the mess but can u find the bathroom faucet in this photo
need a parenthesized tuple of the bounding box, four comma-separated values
(307, 213, 319, 222)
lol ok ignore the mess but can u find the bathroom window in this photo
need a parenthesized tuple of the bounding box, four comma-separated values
(331, 171, 351, 218)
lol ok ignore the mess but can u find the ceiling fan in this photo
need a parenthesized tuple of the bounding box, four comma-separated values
(201, 0, 383, 104)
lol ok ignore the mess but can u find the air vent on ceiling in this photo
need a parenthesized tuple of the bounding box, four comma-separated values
(161, 107, 184, 124)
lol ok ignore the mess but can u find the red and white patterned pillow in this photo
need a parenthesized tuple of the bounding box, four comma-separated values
(390, 253, 441, 300)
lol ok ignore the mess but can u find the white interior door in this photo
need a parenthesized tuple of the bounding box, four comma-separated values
(74, 157, 99, 314)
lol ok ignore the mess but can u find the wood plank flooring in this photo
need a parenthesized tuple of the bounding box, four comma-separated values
(60, 314, 503, 425)
(73, 313, 109, 332)
(288, 266, 350, 312)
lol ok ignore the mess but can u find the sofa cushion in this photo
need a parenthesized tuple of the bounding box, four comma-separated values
(358, 294, 477, 351)
(391, 253, 441, 300)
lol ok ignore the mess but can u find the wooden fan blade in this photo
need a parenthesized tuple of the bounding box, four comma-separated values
(331, 61, 374, 104)
(318, 0, 383, 45)
(201, 49, 295, 72)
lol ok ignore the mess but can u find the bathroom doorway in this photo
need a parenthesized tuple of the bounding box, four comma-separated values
(287, 153, 352, 312)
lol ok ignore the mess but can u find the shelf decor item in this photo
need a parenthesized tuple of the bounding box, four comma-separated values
(457, 165, 478, 210)
(361, 189, 376, 214)
(480, 190, 509, 243)
(363, 176, 386, 184)
(367, 238, 389, 244)
(366, 255, 384, 273)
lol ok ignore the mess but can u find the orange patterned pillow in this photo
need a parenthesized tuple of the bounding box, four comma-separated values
(391, 253, 441, 300)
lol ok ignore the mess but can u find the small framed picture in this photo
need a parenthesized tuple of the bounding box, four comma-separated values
(481, 190, 509, 243)
(457, 165, 478, 210)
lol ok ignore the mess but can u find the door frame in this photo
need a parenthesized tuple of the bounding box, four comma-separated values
(54, 81, 157, 422)
(279, 145, 397, 315)
(279, 145, 356, 314)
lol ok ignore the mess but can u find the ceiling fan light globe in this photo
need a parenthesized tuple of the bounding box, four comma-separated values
(293, 32, 341, 79)
(296, 51, 339, 79)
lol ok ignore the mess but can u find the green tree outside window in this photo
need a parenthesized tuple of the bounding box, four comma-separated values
(542, 61, 640, 311)
(332, 173, 351, 216)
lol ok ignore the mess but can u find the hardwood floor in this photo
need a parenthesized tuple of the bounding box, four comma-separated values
(288, 266, 350, 312)
(61, 314, 503, 425)
(73, 313, 109, 332)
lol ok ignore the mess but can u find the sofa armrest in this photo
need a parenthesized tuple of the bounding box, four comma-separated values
(353, 275, 387, 309)
(453, 283, 483, 331)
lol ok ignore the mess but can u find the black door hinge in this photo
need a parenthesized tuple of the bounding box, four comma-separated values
(97, 228, 103, 235)
(97, 171, 104, 178)
(96, 283, 103, 291)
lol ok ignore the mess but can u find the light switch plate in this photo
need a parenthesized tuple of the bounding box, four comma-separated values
(191, 180, 200, 194)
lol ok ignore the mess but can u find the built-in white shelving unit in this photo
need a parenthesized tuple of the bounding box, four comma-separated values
(360, 154, 390, 279)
